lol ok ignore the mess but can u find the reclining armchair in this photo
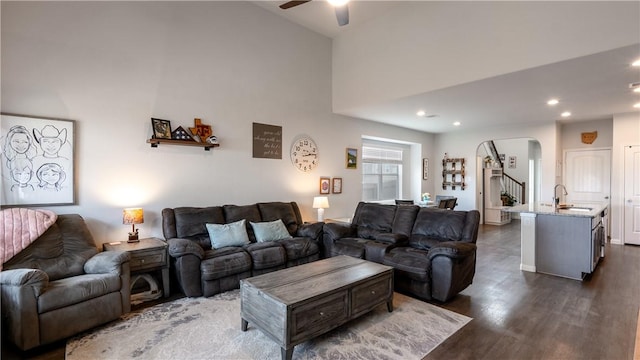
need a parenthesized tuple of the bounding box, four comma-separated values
(1, 214, 130, 351)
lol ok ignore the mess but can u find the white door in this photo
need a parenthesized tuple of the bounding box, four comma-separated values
(564, 149, 611, 206)
(624, 145, 640, 245)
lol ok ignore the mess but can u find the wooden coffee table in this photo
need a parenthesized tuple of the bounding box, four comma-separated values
(240, 256, 393, 360)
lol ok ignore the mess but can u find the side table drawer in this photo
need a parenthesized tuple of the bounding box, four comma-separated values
(130, 250, 167, 272)
(351, 275, 392, 317)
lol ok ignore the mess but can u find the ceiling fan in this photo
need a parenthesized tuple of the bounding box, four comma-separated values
(279, 0, 350, 26)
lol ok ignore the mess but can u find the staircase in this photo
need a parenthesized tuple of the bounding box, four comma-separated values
(485, 141, 526, 205)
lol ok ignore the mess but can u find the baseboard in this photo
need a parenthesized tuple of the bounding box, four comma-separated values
(520, 264, 536, 272)
(610, 238, 623, 245)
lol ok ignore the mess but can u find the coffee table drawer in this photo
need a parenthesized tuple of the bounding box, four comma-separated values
(291, 291, 349, 343)
(352, 275, 392, 317)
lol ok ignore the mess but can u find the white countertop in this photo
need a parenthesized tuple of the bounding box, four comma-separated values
(507, 202, 607, 218)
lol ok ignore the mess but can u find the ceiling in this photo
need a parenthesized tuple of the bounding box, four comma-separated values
(254, 1, 640, 133)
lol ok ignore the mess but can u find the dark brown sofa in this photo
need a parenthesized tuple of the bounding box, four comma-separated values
(162, 202, 323, 297)
(323, 202, 480, 302)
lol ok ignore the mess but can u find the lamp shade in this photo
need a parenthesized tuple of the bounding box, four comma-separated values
(313, 196, 329, 209)
(123, 208, 144, 225)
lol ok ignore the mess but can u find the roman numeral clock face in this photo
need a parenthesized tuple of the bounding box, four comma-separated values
(290, 136, 318, 172)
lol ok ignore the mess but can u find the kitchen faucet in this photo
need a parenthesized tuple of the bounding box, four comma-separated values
(553, 184, 568, 208)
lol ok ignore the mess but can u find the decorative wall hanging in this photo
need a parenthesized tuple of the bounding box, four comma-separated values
(319, 177, 330, 194)
(346, 148, 357, 169)
(253, 123, 282, 160)
(290, 135, 318, 172)
(581, 131, 597, 144)
(151, 118, 172, 139)
(422, 158, 429, 180)
(508, 156, 517, 169)
(332, 177, 342, 194)
(189, 118, 212, 142)
(1, 113, 76, 207)
(442, 156, 466, 190)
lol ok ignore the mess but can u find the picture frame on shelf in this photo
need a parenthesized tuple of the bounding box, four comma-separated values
(422, 158, 429, 180)
(346, 148, 357, 169)
(332, 177, 342, 194)
(151, 118, 172, 139)
(1, 113, 76, 207)
(319, 177, 330, 194)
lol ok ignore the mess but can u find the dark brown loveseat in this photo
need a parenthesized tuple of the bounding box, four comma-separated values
(162, 202, 323, 297)
(323, 202, 480, 302)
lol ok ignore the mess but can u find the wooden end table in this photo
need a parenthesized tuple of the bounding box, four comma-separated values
(103, 237, 170, 298)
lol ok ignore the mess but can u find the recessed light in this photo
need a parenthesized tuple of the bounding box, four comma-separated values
(634, 103, 640, 109)
(632, 59, 640, 67)
(416, 110, 426, 117)
(561, 111, 571, 117)
(547, 99, 559, 106)
(453, 121, 461, 126)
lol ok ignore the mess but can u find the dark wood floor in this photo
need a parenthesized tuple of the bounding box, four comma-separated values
(3, 220, 639, 359)
(426, 220, 640, 360)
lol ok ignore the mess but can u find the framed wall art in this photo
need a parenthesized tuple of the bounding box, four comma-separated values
(422, 158, 429, 180)
(319, 177, 330, 194)
(332, 177, 342, 194)
(151, 118, 172, 139)
(1, 113, 76, 207)
(346, 148, 357, 169)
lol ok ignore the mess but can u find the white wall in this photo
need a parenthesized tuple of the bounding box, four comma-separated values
(433, 122, 558, 211)
(561, 118, 613, 149)
(611, 112, 640, 244)
(1, 2, 432, 246)
(332, 1, 640, 112)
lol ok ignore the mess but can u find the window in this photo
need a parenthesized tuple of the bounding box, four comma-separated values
(362, 144, 403, 201)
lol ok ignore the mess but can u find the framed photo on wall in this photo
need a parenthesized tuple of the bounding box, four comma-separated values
(332, 177, 342, 194)
(346, 148, 357, 169)
(319, 177, 330, 194)
(422, 158, 429, 180)
(151, 118, 172, 139)
(1, 113, 76, 207)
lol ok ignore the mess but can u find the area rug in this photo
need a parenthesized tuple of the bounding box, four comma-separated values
(66, 290, 471, 360)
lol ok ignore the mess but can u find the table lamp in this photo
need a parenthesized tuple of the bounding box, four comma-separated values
(123, 207, 144, 243)
(312, 196, 329, 222)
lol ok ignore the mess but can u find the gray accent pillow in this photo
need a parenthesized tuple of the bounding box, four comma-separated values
(250, 219, 293, 242)
(206, 220, 250, 249)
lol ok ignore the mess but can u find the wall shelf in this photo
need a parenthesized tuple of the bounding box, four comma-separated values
(147, 138, 219, 151)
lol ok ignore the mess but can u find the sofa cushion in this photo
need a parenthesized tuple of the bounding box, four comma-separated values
(244, 242, 286, 270)
(410, 209, 467, 248)
(173, 207, 225, 248)
(200, 248, 252, 281)
(257, 202, 302, 235)
(250, 219, 293, 242)
(383, 247, 430, 282)
(352, 203, 396, 239)
(223, 204, 262, 242)
(206, 220, 250, 249)
(38, 273, 121, 313)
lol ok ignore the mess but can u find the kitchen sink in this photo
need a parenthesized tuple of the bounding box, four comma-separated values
(558, 206, 593, 212)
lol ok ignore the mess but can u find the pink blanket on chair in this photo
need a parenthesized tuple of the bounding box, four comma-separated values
(0, 208, 57, 269)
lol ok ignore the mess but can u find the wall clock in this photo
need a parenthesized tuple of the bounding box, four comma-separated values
(290, 135, 319, 172)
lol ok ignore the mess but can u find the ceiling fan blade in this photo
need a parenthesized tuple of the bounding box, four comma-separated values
(334, 4, 349, 26)
(279, 0, 312, 10)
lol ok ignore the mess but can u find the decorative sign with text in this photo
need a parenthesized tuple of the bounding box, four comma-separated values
(252, 122, 282, 159)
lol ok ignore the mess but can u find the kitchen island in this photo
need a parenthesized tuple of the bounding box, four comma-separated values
(508, 202, 607, 280)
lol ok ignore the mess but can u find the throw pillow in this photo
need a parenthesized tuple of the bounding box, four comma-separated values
(250, 219, 293, 242)
(206, 220, 250, 249)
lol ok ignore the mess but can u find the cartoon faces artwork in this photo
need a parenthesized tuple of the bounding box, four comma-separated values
(1, 115, 75, 206)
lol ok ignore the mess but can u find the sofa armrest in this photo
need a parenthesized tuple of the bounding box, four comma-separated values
(428, 241, 476, 260)
(297, 222, 324, 240)
(0, 269, 48, 295)
(84, 250, 130, 275)
(168, 238, 204, 259)
(375, 233, 408, 245)
(322, 222, 356, 242)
